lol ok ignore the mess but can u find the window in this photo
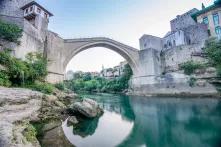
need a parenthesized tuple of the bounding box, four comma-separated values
(30, 6, 33, 12)
(203, 17, 209, 25)
(213, 13, 219, 26)
(25, 8, 28, 14)
(144, 43, 147, 48)
(168, 41, 171, 47)
(208, 29, 211, 36)
(44, 13, 48, 18)
(37, 8, 41, 14)
(188, 39, 191, 45)
(173, 40, 176, 46)
(215, 26, 221, 36)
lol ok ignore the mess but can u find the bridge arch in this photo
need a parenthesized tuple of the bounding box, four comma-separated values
(63, 38, 140, 75)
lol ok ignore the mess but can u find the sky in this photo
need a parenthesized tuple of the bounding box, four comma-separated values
(36, 0, 213, 72)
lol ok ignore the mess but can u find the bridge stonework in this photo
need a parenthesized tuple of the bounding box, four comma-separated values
(45, 31, 162, 87)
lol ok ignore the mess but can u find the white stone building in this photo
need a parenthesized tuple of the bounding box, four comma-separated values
(140, 8, 209, 72)
(100, 61, 128, 79)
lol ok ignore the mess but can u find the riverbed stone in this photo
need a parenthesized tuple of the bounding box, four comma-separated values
(66, 93, 77, 99)
(45, 95, 58, 102)
(196, 80, 207, 87)
(67, 116, 79, 125)
(55, 100, 66, 108)
(71, 98, 103, 118)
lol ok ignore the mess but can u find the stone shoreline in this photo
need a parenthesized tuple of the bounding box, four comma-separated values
(0, 87, 75, 147)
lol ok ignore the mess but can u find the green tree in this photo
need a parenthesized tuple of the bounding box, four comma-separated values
(26, 52, 48, 82)
(73, 72, 82, 79)
(65, 64, 133, 93)
(82, 72, 92, 81)
(84, 79, 98, 92)
(204, 38, 221, 76)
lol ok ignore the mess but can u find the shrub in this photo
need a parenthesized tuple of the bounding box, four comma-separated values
(55, 82, 65, 91)
(204, 38, 221, 77)
(0, 71, 11, 87)
(27, 82, 55, 94)
(179, 61, 205, 75)
(204, 38, 221, 66)
(23, 124, 37, 143)
(0, 50, 47, 86)
(0, 20, 23, 43)
(84, 79, 98, 92)
(216, 65, 221, 77)
(0, 50, 28, 85)
(25, 52, 48, 82)
(188, 77, 197, 87)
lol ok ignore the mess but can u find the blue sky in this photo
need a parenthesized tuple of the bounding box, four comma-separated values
(36, 0, 213, 72)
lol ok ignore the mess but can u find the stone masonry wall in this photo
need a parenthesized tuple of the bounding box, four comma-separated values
(0, 0, 48, 59)
(46, 31, 65, 83)
(139, 35, 162, 51)
(0, 0, 32, 18)
(163, 44, 206, 72)
(184, 23, 208, 46)
(170, 8, 198, 31)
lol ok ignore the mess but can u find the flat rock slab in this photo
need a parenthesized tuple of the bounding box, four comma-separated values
(0, 87, 43, 147)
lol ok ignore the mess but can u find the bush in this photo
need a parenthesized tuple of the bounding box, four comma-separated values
(0, 20, 23, 43)
(204, 38, 221, 77)
(84, 79, 98, 92)
(0, 71, 11, 87)
(23, 124, 37, 143)
(179, 61, 205, 75)
(0, 50, 47, 86)
(54, 83, 65, 91)
(27, 82, 55, 94)
(216, 65, 221, 77)
(25, 52, 48, 82)
(188, 77, 197, 87)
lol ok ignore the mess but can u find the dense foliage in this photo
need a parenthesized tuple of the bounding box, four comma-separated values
(65, 64, 133, 93)
(204, 38, 221, 76)
(0, 20, 23, 43)
(0, 50, 47, 85)
(179, 61, 205, 75)
(0, 49, 53, 94)
(0, 71, 11, 87)
(27, 82, 54, 94)
(0, 20, 54, 94)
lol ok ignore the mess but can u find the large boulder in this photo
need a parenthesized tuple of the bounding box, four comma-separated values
(70, 98, 103, 118)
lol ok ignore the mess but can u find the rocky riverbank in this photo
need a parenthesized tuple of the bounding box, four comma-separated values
(0, 87, 104, 147)
(0, 87, 76, 147)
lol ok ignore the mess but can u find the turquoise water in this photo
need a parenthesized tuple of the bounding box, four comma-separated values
(62, 94, 221, 147)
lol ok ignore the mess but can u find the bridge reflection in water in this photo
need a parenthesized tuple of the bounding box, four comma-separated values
(63, 94, 221, 147)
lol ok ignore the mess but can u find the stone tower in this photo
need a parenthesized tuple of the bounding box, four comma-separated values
(0, 0, 53, 59)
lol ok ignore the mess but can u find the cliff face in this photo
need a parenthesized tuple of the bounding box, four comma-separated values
(0, 87, 43, 147)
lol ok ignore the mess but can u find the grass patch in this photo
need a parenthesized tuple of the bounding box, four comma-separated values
(22, 124, 37, 143)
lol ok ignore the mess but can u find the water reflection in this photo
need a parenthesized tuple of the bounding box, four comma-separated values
(63, 94, 221, 147)
(63, 111, 134, 147)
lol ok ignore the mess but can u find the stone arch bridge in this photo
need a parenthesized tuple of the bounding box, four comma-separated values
(46, 33, 161, 87)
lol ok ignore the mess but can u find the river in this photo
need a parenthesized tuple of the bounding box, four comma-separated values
(61, 93, 221, 147)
